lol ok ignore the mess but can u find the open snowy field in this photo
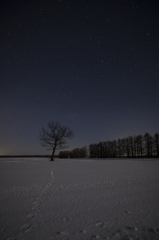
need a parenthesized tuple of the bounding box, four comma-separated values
(0, 158, 159, 240)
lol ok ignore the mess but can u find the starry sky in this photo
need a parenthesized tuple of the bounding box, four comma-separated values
(0, 0, 159, 155)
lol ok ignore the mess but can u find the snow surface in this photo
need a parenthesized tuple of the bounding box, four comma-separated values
(0, 158, 159, 240)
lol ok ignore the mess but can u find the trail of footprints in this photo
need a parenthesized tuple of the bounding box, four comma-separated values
(49, 220, 159, 240)
(17, 168, 54, 236)
(110, 226, 159, 240)
(13, 167, 159, 240)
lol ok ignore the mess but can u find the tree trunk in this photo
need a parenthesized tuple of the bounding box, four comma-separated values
(50, 148, 56, 161)
(50, 154, 54, 161)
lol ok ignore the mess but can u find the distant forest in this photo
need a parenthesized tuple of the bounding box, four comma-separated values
(59, 132, 159, 158)
(59, 146, 87, 159)
(89, 132, 159, 158)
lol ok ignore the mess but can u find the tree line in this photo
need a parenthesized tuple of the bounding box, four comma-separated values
(38, 121, 159, 160)
(89, 133, 159, 158)
(59, 146, 87, 158)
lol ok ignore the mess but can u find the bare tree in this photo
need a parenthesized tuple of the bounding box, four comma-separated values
(135, 134, 143, 157)
(117, 139, 123, 157)
(144, 133, 153, 157)
(39, 121, 74, 161)
(153, 133, 159, 157)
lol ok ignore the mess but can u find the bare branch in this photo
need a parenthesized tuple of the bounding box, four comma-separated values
(38, 121, 74, 161)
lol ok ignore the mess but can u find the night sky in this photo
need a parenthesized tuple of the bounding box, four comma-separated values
(1, 0, 159, 155)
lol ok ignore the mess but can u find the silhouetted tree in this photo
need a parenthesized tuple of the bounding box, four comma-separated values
(153, 133, 159, 157)
(112, 140, 117, 157)
(59, 151, 71, 158)
(89, 144, 94, 158)
(71, 148, 80, 158)
(135, 134, 143, 157)
(39, 121, 74, 161)
(59, 146, 87, 158)
(103, 141, 108, 158)
(117, 139, 123, 157)
(97, 142, 103, 158)
(80, 146, 88, 157)
(144, 133, 152, 157)
(106, 141, 113, 157)
(129, 136, 135, 157)
(125, 137, 131, 157)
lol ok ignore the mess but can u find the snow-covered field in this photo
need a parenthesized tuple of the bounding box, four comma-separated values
(0, 158, 159, 240)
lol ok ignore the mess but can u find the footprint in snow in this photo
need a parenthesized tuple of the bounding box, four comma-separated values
(91, 235, 100, 239)
(112, 226, 159, 240)
(96, 221, 107, 228)
(79, 229, 87, 234)
(26, 213, 35, 220)
(142, 227, 159, 233)
(20, 223, 32, 232)
(32, 206, 41, 211)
